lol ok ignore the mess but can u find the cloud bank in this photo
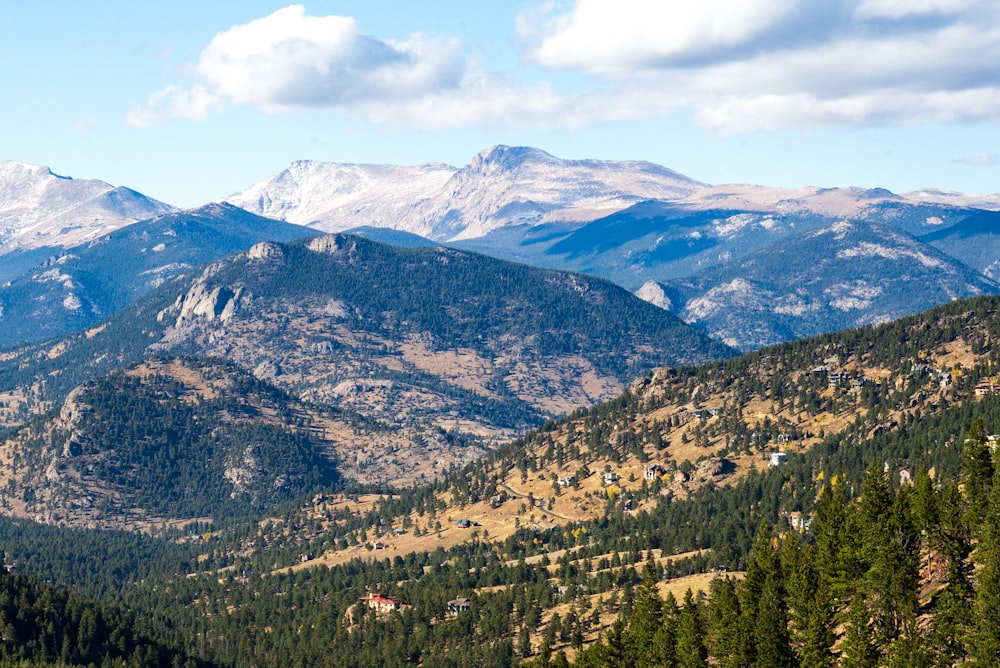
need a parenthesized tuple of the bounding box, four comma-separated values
(128, 1, 1000, 134)
(523, 0, 1000, 132)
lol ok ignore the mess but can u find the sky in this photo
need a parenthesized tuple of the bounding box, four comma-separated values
(2, 0, 999, 208)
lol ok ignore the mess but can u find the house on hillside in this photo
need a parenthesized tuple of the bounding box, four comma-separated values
(828, 370, 849, 387)
(602, 472, 620, 485)
(644, 464, 667, 481)
(456, 518, 472, 529)
(769, 452, 788, 467)
(782, 511, 814, 532)
(975, 379, 997, 396)
(360, 593, 401, 613)
(447, 597, 472, 616)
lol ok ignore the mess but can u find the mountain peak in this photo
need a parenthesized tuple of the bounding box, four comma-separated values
(0, 160, 66, 180)
(471, 145, 556, 170)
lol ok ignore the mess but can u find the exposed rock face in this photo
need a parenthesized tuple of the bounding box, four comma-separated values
(695, 457, 735, 483)
(247, 241, 284, 261)
(156, 262, 249, 336)
(306, 235, 341, 254)
(635, 281, 673, 311)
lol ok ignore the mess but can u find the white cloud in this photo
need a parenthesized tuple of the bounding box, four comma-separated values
(524, 0, 799, 75)
(853, 0, 979, 20)
(127, 5, 479, 125)
(129, 1, 1000, 134)
(956, 152, 1000, 166)
(521, 0, 1000, 132)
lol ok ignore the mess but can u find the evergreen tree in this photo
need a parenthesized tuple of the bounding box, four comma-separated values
(705, 577, 741, 668)
(841, 595, 877, 668)
(623, 561, 663, 667)
(653, 591, 679, 668)
(969, 467, 1000, 666)
(737, 522, 777, 666)
(753, 571, 795, 668)
(675, 590, 707, 668)
(798, 582, 834, 668)
(962, 419, 994, 521)
(927, 480, 973, 665)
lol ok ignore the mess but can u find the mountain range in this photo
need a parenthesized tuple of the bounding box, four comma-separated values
(2, 141, 1000, 664)
(4, 145, 1000, 355)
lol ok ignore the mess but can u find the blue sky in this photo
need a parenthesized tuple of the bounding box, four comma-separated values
(2, 1, 998, 207)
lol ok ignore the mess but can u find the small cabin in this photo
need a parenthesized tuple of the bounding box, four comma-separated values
(447, 597, 472, 616)
(644, 464, 667, 481)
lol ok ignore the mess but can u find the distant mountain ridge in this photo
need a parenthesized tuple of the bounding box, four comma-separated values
(0, 203, 315, 348)
(0, 160, 175, 253)
(223, 145, 706, 241)
(5, 147, 1000, 358)
(642, 219, 998, 350)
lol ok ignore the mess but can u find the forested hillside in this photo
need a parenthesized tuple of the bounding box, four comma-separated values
(2, 296, 1000, 665)
(0, 233, 731, 477)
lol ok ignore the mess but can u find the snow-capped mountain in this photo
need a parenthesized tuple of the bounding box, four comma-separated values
(222, 159, 456, 237)
(0, 161, 176, 253)
(641, 219, 999, 351)
(223, 145, 706, 241)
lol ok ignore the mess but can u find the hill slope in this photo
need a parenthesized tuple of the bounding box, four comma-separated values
(0, 234, 732, 473)
(0, 357, 496, 529)
(0, 203, 316, 348)
(649, 219, 997, 350)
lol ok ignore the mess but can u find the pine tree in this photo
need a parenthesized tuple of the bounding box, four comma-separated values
(798, 582, 834, 668)
(753, 571, 795, 668)
(624, 561, 663, 667)
(812, 482, 860, 604)
(652, 591, 679, 668)
(969, 467, 1000, 666)
(737, 522, 777, 666)
(962, 418, 994, 521)
(841, 595, 877, 668)
(705, 577, 741, 668)
(675, 590, 707, 668)
(928, 480, 973, 664)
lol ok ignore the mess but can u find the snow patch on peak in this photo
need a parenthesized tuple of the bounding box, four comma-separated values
(685, 278, 758, 319)
(824, 281, 883, 311)
(0, 161, 174, 254)
(62, 294, 82, 311)
(225, 146, 705, 242)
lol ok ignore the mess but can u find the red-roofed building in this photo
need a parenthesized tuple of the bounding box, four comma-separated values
(360, 593, 402, 613)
